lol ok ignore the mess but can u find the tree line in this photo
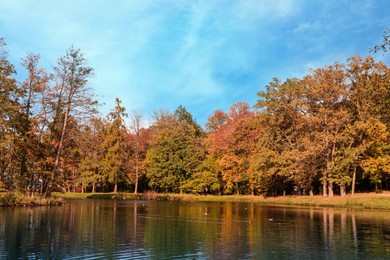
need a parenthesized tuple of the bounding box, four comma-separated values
(0, 37, 389, 197)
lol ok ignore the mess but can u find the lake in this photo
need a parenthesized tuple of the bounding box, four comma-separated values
(0, 199, 389, 259)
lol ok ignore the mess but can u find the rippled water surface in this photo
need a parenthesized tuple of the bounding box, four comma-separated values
(1, 199, 389, 259)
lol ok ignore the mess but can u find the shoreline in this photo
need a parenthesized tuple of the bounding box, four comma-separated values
(52, 191, 390, 210)
(2, 191, 389, 209)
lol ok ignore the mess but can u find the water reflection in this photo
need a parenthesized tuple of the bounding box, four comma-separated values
(0, 200, 389, 259)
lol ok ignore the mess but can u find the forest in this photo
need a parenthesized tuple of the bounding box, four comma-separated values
(1, 37, 389, 197)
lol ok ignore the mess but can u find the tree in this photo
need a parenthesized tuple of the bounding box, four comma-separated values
(371, 28, 390, 53)
(254, 78, 310, 196)
(19, 53, 52, 195)
(303, 64, 351, 196)
(146, 108, 204, 193)
(181, 155, 220, 194)
(205, 109, 228, 133)
(79, 117, 105, 193)
(204, 103, 260, 194)
(174, 105, 203, 136)
(128, 110, 144, 193)
(46, 47, 97, 196)
(0, 38, 19, 190)
(344, 118, 389, 191)
(341, 56, 390, 194)
(102, 98, 128, 193)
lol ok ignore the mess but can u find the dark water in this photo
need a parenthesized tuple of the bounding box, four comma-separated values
(0, 199, 389, 259)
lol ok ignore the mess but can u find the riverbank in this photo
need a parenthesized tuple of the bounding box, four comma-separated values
(3, 191, 388, 209)
(0, 192, 62, 207)
(53, 191, 390, 210)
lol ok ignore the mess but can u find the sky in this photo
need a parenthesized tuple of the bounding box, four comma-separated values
(0, 0, 389, 126)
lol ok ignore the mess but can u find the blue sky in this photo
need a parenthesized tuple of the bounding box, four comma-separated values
(1, 0, 389, 126)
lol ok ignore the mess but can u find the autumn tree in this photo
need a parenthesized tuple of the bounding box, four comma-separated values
(127, 110, 149, 193)
(344, 56, 390, 193)
(303, 64, 352, 196)
(254, 78, 310, 196)
(46, 47, 97, 196)
(252, 56, 390, 196)
(18, 53, 54, 195)
(0, 38, 19, 190)
(204, 103, 261, 194)
(221, 103, 258, 194)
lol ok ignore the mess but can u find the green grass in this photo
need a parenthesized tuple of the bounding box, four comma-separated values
(53, 191, 390, 210)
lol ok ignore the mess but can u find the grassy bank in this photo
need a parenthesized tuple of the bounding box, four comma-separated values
(53, 191, 390, 210)
(0, 192, 62, 207)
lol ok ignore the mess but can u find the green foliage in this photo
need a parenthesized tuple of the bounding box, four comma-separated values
(146, 113, 204, 193)
(181, 156, 220, 194)
(102, 98, 128, 192)
(175, 105, 204, 137)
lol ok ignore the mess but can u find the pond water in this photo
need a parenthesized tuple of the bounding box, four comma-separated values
(0, 199, 389, 259)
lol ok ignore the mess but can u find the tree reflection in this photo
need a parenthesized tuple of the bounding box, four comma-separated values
(0, 201, 389, 259)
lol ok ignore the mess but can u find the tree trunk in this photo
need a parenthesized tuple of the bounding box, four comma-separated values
(328, 181, 334, 196)
(29, 172, 35, 197)
(340, 182, 346, 196)
(134, 159, 139, 194)
(40, 180, 44, 195)
(134, 178, 138, 194)
(322, 174, 328, 196)
(46, 100, 71, 197)
(22, 58, 35, 196)
(351, 166, 356, 195)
